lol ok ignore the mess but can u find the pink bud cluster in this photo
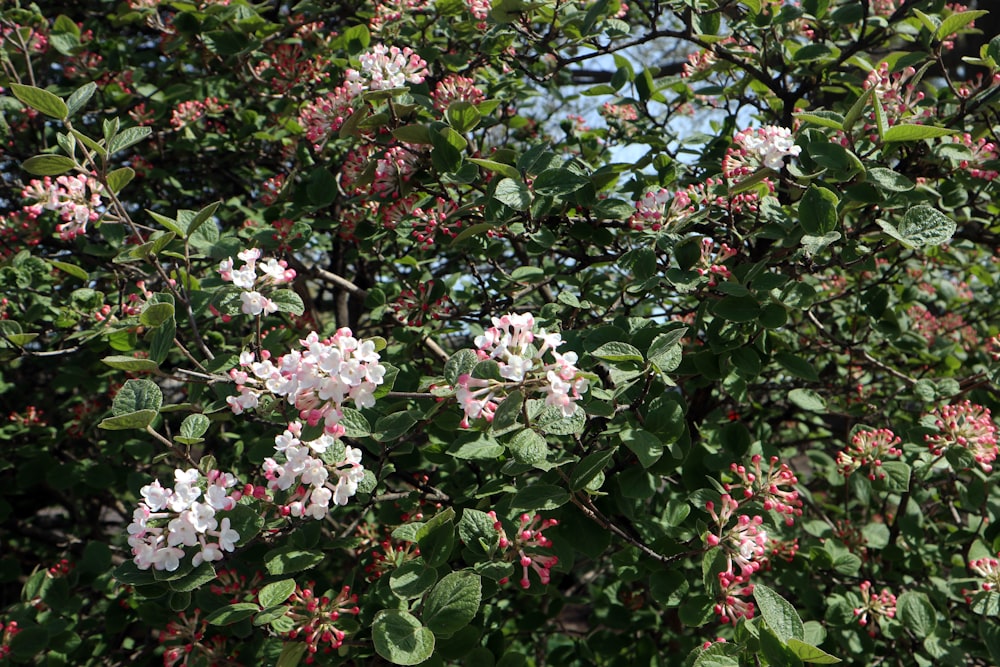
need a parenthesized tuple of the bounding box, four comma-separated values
(279, 584, 360, 660)
(298, 86, 356, 149)
(388, 279, 454, 327)
(853, 580, 897, 636)
(837, 428, 903, 480)
(725, 454, 803, 525)
(159, 609, 235, 667)
(697, 238, 737, 286)
(488, 511, 559, 589)
(22, 174, 104, 240)
(218, 247, 296, 316)
(466, 0, 491, 22)
(952, 133, 999, 181)
(456, 313, 588, 427)
(682, 48, 718, 78)
(0, 620, 19, 661)
(630, 187, 695, 232)
(170, 96, 228, 130)
(227, 329, 386, 434)
(706, 496, 768, 587)
(262, 421, 366, 518)
(127, 469, 242, 571)
(925, 401, 998, 473)
(431, 74, 485, 112)
(345, 44, 428, 95)
(862, 63, 932, 137)
(722, 125, 800, 178)
(969, 553, 1000, 593)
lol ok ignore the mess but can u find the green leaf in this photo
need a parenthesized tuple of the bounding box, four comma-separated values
(258, 579, 296, 608)
(111, 560, 157, 586)
(492, 389, 523, 431)
(22, 155, 77, 176)
(897, 205, 956, 248)
(591, 341, 644, 363)
(793, 111, 844, 130)
(140, 302, 175, 327)
(112, 379, 163, 415)
(448, 434, 505, 460)
(392, 124, 433, 144)
(106, 166, 135, 193)
(786, 639, 841, 664)
(10, 83, 68, 119)
(510, 483, 570, 511)
(842, 87, 873, 131)
(180, 413, 210, 439)
(879, 460, 910, 492)
(532, 168, 590, 197)
(446, 101, 482, 133)
(934, 10, 988, 40)
(469, 157, 521, 180)
(372, 411, 417, 442)
(882, 124, 955, 142)
(799, 185, 839, 235)
(254, 605, 291, 626)
(776, 352, 820, 382)
(101, 355, 159, 373)
(276, 641, 307, 667)
(507, 428, 548, 465)
(225, 504, 264, 547)
(187, 200, 221, 237)
(307, 168, 337, 207)
(9, 626, 48, 662)
(981, 618, 1000, 665)
(66, 82, 97, 116)
(458, 509, 500, 554)
(713, 296, 760, 323)
(570, 448, 615, 491)
(264, 547, 325, 575)
(108, 126, 152, 155)
(146, 210, 185, 236)
(801, 232, 841, 257)
(340, 408, 371, 437)
(423, 571, 482, 637)
(621, 428, 663, 468)
(867, 167, 913, 192)
(534, 404, 585, 435)
(372, 610, 435, 666)
(49, 260, 89, 281)
(872, 93, 889, 139)
(444, 349, 479, 385)
(149, 318, 175, 364)
(788, 388, 827, 412)
(493, 178, 531, 210)
(897, 592, 937, 635)
(205, 603, 260, 626)
(416, 507, 456, 567)
(754, 583, 805, 643)
(390, 559, 438, 599)
(159, 561, 217, 591)
(271, 289, 305, 315)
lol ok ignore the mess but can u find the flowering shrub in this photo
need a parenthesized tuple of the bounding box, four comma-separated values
(3, 1, 1000, 666)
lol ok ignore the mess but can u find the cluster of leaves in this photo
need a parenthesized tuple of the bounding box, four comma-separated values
(3, 0, 1000, 665)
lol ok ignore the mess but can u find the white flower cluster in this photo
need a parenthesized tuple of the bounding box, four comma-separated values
(262, 421, 366, 519)
(345, 44, 429, 95)
(218, 248, 296, 316)
(733, 125, 801, 170)
(456, 312, 588, 426)
(127, 469, 241, 571)
(227, 329, 386, 437)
